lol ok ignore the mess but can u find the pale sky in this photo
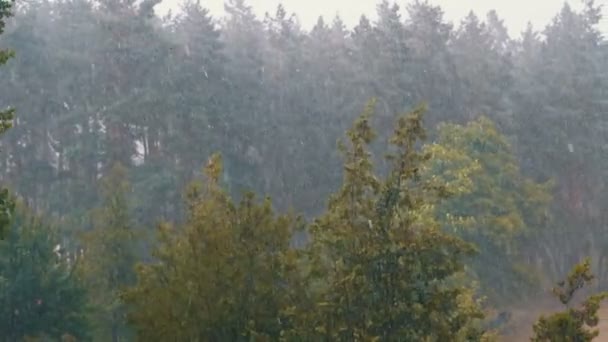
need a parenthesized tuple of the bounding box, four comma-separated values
(156, 0, 601, 36)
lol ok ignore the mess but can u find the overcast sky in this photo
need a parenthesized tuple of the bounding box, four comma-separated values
(156, 0, 600, 37)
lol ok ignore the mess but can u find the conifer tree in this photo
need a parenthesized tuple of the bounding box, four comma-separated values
(295, 100, 488, 340)
(78, 163, 138, 341)
(0, 203, 90, 340)
(0, 0, 14, 239)
(532, 258, 608, 341)
(123, 154, 304, 341)
(0, 0, 14, 133)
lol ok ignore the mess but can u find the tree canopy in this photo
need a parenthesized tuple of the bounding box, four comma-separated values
(0, 0, 606, 339)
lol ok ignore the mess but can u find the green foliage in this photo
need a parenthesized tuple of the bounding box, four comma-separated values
(0, 0, 13, 240)
(532, 258, 608, 342)
(427, 116, 553, 303)
(0, 0, 606, 339)
(511, 1, 608, 283)
(294, 100, 489, 341)
(0, 0, 14, 96)
(0, 202, 90, 340)
(123, 154, 304, 341)
(77, 163, 139, 341)
(0, 188, 15, 240)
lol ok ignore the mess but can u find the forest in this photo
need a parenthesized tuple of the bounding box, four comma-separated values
(0, 0, 607, 339)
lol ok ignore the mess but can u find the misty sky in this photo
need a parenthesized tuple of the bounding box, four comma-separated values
(157, 0, 595, 36)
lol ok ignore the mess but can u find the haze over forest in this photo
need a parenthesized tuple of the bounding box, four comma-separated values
(0, 0, 607, 340)
(155, 0, 592, 35)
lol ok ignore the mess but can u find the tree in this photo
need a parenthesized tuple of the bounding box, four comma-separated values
(0, 0, 14, 135)
(0, 0, 14, 239)
(123, 154, 304, 341)
(427, 117, 553, 303)
(77, 163, 139, 341)
(373, 0, 411, 115)
(167, 0, 226, 177)
(218, 0, 270, 207)
(294, 100, 488, 340)
(93, 0, 163, 168)
(404, 0, 458, 128)
(258, 4, 319, 212)
(511, 1, 608, 284)
(449, 11, 513, 123)
(532, 258, 608, 341)
(0, 203, 90, 340)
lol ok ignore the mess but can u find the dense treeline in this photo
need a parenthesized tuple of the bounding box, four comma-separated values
(0, 0, 608, 339)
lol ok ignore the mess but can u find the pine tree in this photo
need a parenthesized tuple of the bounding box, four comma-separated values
(123, 154, 304, 341)
(404, 0, 457, 127)
(0, 203, 90, 340)
(0, 0, 14, 239)
(0, 0, 14, 133)
(511, 1, 608, 284)
(532, 258, 608, 341)
(372, 1, 412, 119)
(77, 163, 138, 341)
(295, 100, 488, 340)
(450, 11, 513, 122)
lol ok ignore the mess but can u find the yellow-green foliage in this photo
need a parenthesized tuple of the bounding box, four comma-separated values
(424, 117, 553, 302)
(122, 154, 304, 341)
(532, 258, 608, 342)
(294, 100, 489, 341)
(430, 116, 552, 243)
